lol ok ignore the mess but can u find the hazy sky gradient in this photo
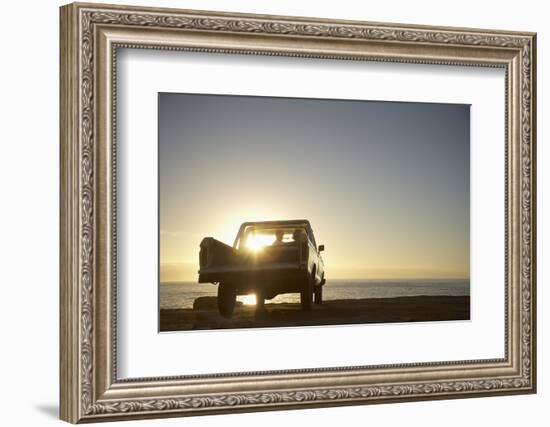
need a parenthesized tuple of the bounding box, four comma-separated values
(159, 93, 470, 281)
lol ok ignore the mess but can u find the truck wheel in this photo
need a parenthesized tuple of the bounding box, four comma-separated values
(301, 270, 314, 311)
(314, 284, 323, 305)
(218, 282, 236, 318)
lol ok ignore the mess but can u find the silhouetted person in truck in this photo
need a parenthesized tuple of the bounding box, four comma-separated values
(273, 229, 285, 246)
(292, 229, 306, 243)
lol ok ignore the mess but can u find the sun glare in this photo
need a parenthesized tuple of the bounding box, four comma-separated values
(239, 294, 257, 305)
(245, 234, 275, 252)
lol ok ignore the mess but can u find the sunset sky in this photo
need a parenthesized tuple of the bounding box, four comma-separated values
(159, 93, 470, 282)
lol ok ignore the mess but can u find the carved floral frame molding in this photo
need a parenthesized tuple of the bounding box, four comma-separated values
(60, 2, 536, 423)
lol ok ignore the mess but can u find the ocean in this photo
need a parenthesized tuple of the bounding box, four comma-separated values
(160, 279, 470, 310)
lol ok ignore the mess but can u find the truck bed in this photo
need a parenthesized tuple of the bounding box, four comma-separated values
(198, 237, 305, 283)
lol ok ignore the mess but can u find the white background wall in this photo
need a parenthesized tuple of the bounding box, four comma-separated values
(0, 0, 546, 426)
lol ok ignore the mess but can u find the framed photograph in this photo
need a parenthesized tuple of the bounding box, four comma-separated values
(60, 2, 537, 423)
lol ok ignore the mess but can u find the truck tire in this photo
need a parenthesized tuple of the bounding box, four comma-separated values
(301, 269, 314, 311)
(314, 283, 323, 305)
(218, 282, 236, 318)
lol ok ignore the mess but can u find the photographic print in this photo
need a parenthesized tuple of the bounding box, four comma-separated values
(60, 4, 536, 420)
(159, 93, 470, 331)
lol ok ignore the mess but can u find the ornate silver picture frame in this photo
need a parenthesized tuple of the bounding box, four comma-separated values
(60, 2, 536, 423)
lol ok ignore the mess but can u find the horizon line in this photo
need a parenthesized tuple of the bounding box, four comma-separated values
(160, 277, 470, 284)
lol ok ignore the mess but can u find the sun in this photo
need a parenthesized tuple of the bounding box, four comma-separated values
(245, 233, 275, 252)
(239, 294, 257, 305)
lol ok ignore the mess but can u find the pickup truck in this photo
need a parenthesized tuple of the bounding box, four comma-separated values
(198, 219, 325, 317)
